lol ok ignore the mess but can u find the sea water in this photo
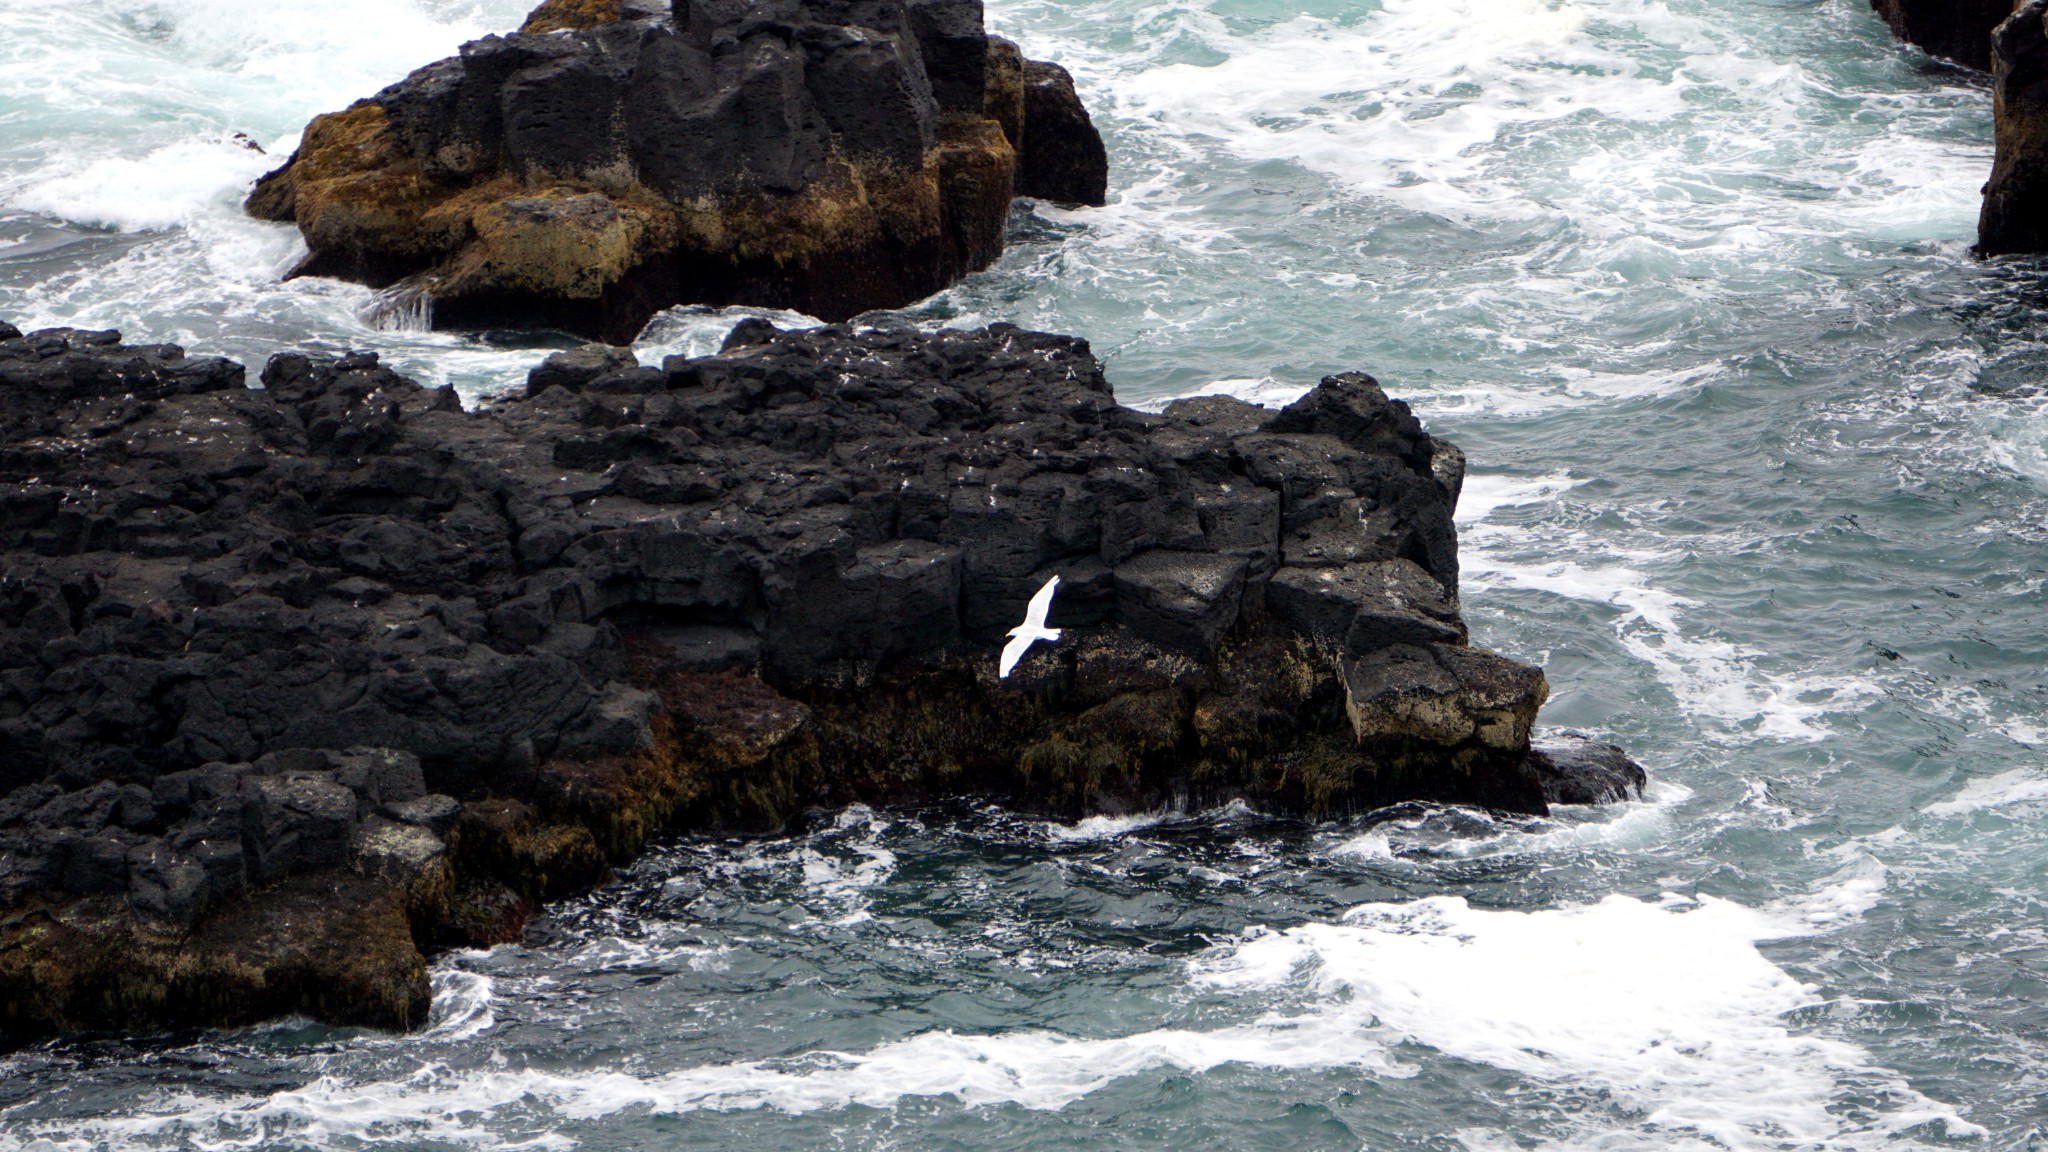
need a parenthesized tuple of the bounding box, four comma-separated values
(2, 0, 2045, 1148)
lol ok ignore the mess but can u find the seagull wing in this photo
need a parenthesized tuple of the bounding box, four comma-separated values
(998, 632, 1032, 678)
(999, 576, 1063, 678)
(1022, 575, 1061, 631)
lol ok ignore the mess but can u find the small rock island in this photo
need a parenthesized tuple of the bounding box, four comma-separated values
(244, 0, 1110, 340)
(0, 319, 1639, 1042)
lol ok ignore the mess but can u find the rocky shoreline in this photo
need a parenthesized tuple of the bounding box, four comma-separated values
(244, 0, 1108, 341)
(1870, 0, 2016, 70)
(1981, 0, 2048, 253)
(1866, 0, 2048, 256)
(0, 0, 1653, 1049)
(0, 318, 1641, 1043)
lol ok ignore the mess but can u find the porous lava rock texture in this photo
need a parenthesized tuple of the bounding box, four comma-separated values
(1982, 0, 2048, 252)
(1870, 0, 2017, 70)
(244, 0, 1109, 342)
(0, 318, 1637, 1042)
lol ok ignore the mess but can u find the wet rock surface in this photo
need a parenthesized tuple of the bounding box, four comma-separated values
(244, 0, 1110, 341)
(1869, 0, 2016, 71)
(0, 319, 1639, 1041)
(1982, 0, 2048, 253)
(1528, 733, 1648, 807)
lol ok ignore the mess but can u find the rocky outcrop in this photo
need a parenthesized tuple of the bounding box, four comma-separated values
(1864, 2, 2048, 255)
(1982, 0, 2048, 252)
(1870, 0, 2016, 70)
(1528, 733, 1647, 806)
(1015, 56, 1109, 205)
(0, 318, 1638, 1042)
(244, 0, 1110, 342)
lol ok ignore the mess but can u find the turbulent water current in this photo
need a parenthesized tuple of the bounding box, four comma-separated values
(4, 0, 2048, 1147)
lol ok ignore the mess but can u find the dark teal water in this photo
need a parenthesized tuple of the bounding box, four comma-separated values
(3, 0, 2046, 1148)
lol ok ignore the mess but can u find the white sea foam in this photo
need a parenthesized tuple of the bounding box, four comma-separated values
(696, 806, 901, 926)
(1764, 848, 1892, 934)
(1458, 467, 1875, 746)
(1997, 718, 2048, 745)
(1330, 779, 1692, 863)
(1151, 376, 1310, 412)
(0, 0, 532, 124)
(1416, 361, 1730, 419)
(1921, 769, 2048, 817)
(0, 0, 529, 229)
(419, 966, 497, 1043)
(558, 932, 733, 976)
(1460, 526, 1879, 740)
(633, 304, 825, 362)
(1114, 0, 1686, 222)
(1453, 472, 1878, 742)
(1045, 811, 1169, 842)
(7, 137, 277, 233)
(0, 0, 570, 400)
(36, 879, 1974, 1151)
(1454, 471, 1584, 525)
(797, 841, 897, 902)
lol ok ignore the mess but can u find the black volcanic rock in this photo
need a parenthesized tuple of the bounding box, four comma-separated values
(1865, 1, 2048, 256)
(1870, 0, 2014, 70)
(1529, 733, 1647, 806)
(0, 319, 1638, 1042)
(1982, 0, 2048, 253)
(1016, 58, 1110, 205)
(245, 0, 1110, 342)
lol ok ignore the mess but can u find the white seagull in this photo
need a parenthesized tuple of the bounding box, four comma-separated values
(999, 575, 1062, 678)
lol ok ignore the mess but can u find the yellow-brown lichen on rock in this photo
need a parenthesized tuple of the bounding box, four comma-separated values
(1982, 0, 2048, 253)
(248, 101, 473, 285)
(460, 191, 667, 298)
(520, 0, 625, 33)
(1342, 644, 1549, 758)
(936, 114, 1018, 273)
(451, 798, 609, 903)
(983, 36, 1028, 150)
(0, 874, 430, 1039)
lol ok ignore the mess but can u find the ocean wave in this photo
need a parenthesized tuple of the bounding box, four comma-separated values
(11, 877, 1975, 1151)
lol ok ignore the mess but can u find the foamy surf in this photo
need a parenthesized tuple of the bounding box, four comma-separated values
(419, 966, 497, 1043)
(1, 0, 2044, 1146)
(24, 880, 1974, 1152)
(1045, 811, 1170, 842)
(1457, 484, 1881, 742)
(1114, 0, 1687, 222)
(1199, 890, 1979, 1149)
(1455, 471, 1587, 525)
(1328, 778, 1691, 864)
(5, 137, 277, 234)
(1920, 769, 2048, 817)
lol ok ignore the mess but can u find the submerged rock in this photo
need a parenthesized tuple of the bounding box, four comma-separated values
(0, 319, 1640, 1041)
(244, 0, 1110, 342)
(1528, 733, 1647, 806)
(1869, 0, 2015, 71)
